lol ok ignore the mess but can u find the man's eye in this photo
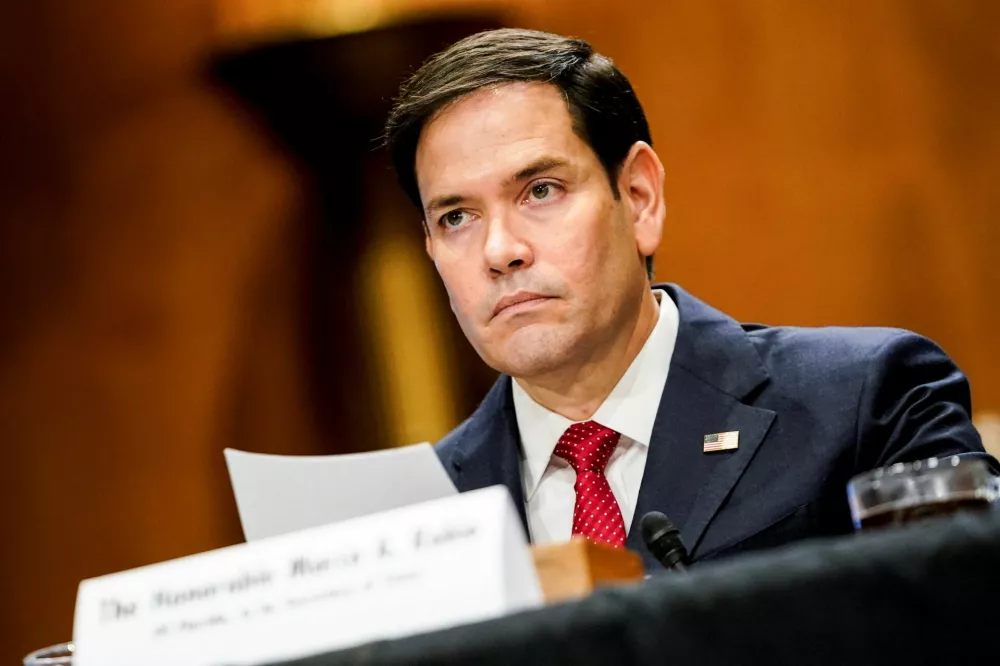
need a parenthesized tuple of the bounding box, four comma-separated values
(441, 210, 468, 227)
(530, 183, 552, 200)
(523, 181, 563, 205)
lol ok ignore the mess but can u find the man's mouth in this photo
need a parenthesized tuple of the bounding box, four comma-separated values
(491, 291, 553, 319)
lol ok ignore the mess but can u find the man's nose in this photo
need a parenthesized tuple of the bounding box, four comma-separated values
(483, 212, 533, 275)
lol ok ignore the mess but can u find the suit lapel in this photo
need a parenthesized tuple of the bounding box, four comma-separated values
(626, 285, 776, 566)
(443, 376, 530, 537)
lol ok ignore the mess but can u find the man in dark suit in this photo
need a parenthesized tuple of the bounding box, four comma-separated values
(383, 28, 993, 569)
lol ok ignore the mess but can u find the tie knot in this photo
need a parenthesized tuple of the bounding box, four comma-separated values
(553, 421, 621, 474)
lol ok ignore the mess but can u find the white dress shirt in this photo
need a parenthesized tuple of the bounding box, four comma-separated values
(512, 289, 680, 544)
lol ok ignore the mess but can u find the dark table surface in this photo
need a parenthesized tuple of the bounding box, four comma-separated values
(268, 509, 1000, 666)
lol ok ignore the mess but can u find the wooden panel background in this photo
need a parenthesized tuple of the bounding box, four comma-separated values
(1, 0, 997, 660)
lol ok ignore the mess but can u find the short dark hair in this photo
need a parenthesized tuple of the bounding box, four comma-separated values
(384, 28, 655, 278)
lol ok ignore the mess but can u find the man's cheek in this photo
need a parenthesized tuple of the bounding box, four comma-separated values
(441, 277, 463, 316)
(446, 288, 478, 334)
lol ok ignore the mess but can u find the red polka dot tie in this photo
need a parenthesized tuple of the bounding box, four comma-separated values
(553, 421, 626, 548)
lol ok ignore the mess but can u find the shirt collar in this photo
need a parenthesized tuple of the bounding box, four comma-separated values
(513, 288, 680, 500)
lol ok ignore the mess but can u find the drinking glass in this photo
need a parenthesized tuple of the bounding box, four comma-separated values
(23, 642, 73, 665)
(848, 455, 998, 530)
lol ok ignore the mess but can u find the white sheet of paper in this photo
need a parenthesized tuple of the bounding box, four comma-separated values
(72, 486, 543, 666)
(225, 443, 458, 541)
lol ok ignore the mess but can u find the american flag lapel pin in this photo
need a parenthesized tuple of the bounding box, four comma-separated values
(703, 431, 739, 453)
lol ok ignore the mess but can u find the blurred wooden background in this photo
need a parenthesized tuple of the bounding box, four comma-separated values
(1, 0, 997, 659)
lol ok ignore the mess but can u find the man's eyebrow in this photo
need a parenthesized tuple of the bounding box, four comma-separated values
(424, 194, 466, 217)
(504, 157, 569, 187)
(423, 158, 568, 217)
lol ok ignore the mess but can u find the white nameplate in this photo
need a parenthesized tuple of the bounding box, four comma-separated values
(73, 486, 541, 666)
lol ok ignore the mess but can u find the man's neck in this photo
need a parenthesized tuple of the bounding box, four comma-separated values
(514, 288, 660, 422)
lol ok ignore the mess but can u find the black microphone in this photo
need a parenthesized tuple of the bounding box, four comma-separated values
(640, 511, 689, 571)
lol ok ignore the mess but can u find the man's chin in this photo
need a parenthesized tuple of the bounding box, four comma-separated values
(481, 328, 576, 379)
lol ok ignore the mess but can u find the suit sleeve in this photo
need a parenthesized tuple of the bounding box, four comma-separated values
(854, 331, 997, 474)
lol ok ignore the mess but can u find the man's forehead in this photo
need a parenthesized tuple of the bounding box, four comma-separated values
(415, 83, 582, 196)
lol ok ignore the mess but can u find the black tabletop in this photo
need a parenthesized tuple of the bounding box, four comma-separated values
(267, 509, 1000, 666)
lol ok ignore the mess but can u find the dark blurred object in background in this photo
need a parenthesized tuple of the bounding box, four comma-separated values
(211, 16, 503, 460)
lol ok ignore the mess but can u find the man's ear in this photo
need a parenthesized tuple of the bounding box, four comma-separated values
(618, 141, 665, 262)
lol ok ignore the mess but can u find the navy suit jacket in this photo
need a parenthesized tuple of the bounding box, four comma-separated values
(434, 284, 993, 570)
